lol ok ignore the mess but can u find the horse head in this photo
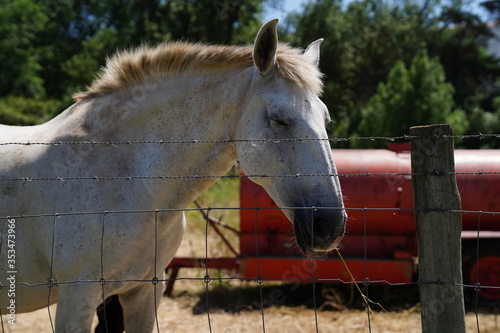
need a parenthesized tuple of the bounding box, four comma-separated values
(236, 19, 346, 257)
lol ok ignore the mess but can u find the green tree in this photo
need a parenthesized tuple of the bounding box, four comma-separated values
(285, 0, 434, 142)
(0, 0, 49, 98)
(0, 96, 61, 125)
(0, 0, 271, 125)
(38, 0, 266, 99)
(285, 0, 500, 147)
(353, 47, 466, 148)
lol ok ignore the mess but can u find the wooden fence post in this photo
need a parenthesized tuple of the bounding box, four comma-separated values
(410, 124, 466, 333)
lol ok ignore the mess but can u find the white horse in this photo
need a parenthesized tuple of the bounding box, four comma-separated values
(0, 20, 346, 332)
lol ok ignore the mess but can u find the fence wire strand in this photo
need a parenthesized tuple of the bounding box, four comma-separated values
(309, 210, 319, 333)
(2, 170, 500, 183)
(1, 132, 499, 147)
(254, 209, 266, 333)
(154, 210, 161, 333)
(363, 208, 372, 333)
(100, 212, 109, 333)
(204, 208, 213, 333)
(475, 211, 482, 333)
(47, 214, 58, 333)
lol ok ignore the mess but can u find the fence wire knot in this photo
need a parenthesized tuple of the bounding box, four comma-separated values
(474, 282, 481, 292)
(256, 275, 263, 284)
(152, 277, 159, 285)
(433, 169, 445, 176)
(204, 275, 211, 284)
(99, 277, 106, 286)
(363, 278, 370, 287)
(47, 279, 55, 288)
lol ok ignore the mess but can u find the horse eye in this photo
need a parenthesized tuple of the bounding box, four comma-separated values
(271, 118, 288, 128)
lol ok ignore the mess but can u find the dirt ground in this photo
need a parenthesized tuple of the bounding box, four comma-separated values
(2, 299, 499, 332)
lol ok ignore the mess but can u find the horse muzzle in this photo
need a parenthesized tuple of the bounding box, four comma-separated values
(292, 208, 347, 257)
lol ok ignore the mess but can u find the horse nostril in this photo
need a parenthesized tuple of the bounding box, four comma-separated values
(312, 216, 326, 232)
(312, 211, 345, 235)
(293, 208, 347, 256)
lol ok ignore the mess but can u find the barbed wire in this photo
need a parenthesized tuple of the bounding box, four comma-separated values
(0, 133, 499, 146)
(2, 206, 497, 226)
(1, 170, 499, 182)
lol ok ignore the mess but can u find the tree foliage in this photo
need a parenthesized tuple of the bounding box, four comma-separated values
(285, 0, 500, 147)
(354, 47, 467, 147)
(0, 96, 60, 125)
(1, 0, 500, 148)
(0, 0, 267, 124)
(0, 0, 49, 98)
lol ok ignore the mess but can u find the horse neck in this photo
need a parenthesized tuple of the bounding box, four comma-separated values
(82, 68, 253, 208)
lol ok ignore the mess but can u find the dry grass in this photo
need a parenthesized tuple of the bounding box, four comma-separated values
(2, 294, 499, 332)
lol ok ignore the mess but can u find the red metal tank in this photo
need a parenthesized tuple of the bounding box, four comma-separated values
(239, 148, 500, 257)
(335, 148, 500, 235)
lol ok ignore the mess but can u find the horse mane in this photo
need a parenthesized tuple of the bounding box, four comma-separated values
(73, 42, 323, 101)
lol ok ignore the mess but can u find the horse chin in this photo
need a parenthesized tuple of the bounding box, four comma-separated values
(301, 236, 343, 258)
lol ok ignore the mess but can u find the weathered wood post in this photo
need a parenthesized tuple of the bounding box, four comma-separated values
(410, 124, 466, 333)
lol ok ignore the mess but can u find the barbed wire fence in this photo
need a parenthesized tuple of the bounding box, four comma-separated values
(0, 130, 499, 332)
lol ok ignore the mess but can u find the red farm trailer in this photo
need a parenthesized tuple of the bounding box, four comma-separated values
(167, 147, 500, 301)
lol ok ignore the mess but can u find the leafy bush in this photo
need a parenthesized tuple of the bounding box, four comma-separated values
(0, 96, 62, 125)
(353, 47, 466, 148)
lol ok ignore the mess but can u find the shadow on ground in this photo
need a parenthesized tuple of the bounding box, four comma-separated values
(173, 282, 500, 316)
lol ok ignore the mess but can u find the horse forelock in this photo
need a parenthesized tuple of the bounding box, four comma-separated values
(73, 42, 324, 101)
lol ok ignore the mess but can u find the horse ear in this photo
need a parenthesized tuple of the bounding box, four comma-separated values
(253, 19, 279, 75)
(303, 39, 323, 67)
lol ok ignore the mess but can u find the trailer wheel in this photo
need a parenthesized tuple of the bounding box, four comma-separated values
(462, 241, 500, 302)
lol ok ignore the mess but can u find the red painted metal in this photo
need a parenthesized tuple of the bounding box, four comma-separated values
(332, 149, 500, 234)
(165, 257, 240, 295)
(239, 257, 414, 284)
(194, 200, 239, 256)
(168, 257, 240, 270)
(469, 256, 500, 300)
